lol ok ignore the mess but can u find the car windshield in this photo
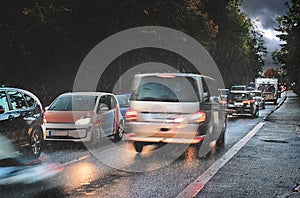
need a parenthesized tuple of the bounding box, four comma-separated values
(219, 89, 229, 95)
(116, 94, 130, 108)
(228, 93, 249, 101)
(252, 92, 262, 97)
(132, 76, 200, 102)
(49, 95, 97, 111)
(231, 86, 245, 91)
(257, 84, 276, 93)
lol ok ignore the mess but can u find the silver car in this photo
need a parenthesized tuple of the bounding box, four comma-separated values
(250, 90, 266, 109)
(125, 73, 227, 154)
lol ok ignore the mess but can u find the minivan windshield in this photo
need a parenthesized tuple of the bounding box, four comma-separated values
(49, 95, 97, 111)
(132, 76, 200, 102)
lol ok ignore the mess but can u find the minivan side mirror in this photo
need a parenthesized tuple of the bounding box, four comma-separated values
(203, 92, 210, 102)
(0, 105, 5, 114)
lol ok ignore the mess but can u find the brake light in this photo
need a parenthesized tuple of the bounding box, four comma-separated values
(191, 111, 206, 123)
(156, 74, 176, 78)
(243, 100, 252, 105)
(228, 99, 233, 103)
(125, 109, 138, 122)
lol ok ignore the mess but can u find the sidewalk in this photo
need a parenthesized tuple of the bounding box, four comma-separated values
(199, 91, 300, 198)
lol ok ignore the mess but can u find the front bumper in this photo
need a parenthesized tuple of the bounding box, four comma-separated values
(45, 123, 93, 142)
(226, 104, 252, 114)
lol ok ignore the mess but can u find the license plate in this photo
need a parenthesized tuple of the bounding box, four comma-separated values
(155, 114, 174, 120)
(234, 102, 243, 106)
(47, 130, 68, 136)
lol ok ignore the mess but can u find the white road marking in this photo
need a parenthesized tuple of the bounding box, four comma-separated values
(177, 121, 265, 198)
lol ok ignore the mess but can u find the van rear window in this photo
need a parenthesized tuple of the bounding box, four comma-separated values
(132, 76, 200, 102)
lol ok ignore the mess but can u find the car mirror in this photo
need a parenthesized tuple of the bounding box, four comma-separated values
(203, 92, 210, 102)
(0, 105, 5, 114)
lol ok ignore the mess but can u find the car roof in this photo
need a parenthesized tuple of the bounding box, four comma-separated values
(251, 90, 262, 92)
(59, 92, 113, 97)
(0, 87, 26, 91)
(231, 85, 246, 87)
(134, 73, 215, 81)
(0, 87, 42, 106)
(230, 90, 249, 94)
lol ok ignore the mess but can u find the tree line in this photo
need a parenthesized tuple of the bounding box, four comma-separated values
(273, 0, 300, 94)
(0, 0, 266, 105)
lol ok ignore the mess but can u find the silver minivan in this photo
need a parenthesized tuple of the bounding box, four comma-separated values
(125, 73, 227, 154)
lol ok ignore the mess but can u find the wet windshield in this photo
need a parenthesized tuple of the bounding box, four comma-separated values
(116, 94, 130, 108)
(132, 76, 200, 102)
(49, 95, 97, 111)
(258, 84, 276, 93)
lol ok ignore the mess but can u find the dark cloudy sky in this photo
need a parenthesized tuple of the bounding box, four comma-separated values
(241, 0, 290, 70)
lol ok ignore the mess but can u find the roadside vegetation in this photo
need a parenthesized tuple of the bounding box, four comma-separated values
(272, 0, 300, 94)
(1, 0, 269, 104)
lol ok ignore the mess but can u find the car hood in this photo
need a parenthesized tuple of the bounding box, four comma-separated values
(44, 111, 93, 123)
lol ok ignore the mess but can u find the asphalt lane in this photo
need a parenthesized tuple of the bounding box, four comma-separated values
(0, 94, 288, 197)
(197, 91, 300, 197)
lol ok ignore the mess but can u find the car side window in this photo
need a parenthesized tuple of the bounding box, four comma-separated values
(24, 94, 35, 107)
(97, 95, 110, 113)
(110, 96, 117, 109)
(7, 91, 28, 110)
(0, 91, 10, 112)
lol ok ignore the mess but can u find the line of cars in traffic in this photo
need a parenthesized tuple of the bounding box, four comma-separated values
(1, 75, 284, 162)
(1, 72, 229, 160)
(221, 80, 282, 119)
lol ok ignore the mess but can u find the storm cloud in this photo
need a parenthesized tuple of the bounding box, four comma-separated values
(241, 0, 289, 29)
(241, 0, 290, 69)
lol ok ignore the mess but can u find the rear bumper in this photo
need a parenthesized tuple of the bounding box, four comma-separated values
(125, 122, 205, 144)
(125, 134, 205, 144)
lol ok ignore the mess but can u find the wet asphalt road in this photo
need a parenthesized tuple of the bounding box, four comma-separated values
(1, 92, 297, 198)
(198, 91, 300, 198)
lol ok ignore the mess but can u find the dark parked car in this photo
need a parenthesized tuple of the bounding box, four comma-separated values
(0, 87, 45, 158)
(226, 91, 259, 118)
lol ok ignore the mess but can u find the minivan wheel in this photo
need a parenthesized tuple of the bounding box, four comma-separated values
(114, 122, 124, 141)
(133, 142, 144, 153)
(29, 128, 43, 158)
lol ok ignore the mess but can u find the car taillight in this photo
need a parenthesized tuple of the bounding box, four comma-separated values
(243, 100, 251, 105)
(228, 99, 233, 103)
(125, 109, 138, 122)
(190, 111, 206, 123)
